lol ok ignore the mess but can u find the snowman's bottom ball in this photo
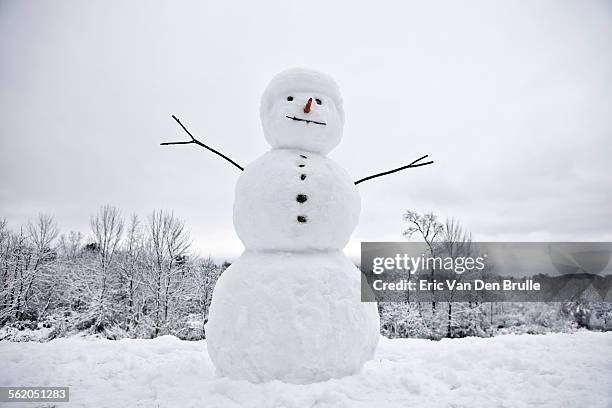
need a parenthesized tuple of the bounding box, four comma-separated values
(205, 251, 380, 384)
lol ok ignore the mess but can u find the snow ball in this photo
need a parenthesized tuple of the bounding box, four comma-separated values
(259, 68, 345, 155)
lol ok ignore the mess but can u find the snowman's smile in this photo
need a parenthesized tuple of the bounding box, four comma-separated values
(285, 115, 326, 126)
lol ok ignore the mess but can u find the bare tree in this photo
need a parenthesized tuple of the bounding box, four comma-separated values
(0, 215, 59, 321)
(145, 210, 191, 337)
(90, 205, 124, 330)
(439, 218, 473, 338)
(1, 227, 29, 321)
(118, 214, 144, 331)
(0, 218, 8, 250)
(403, 211, 443, 310)
(0, 218, 10, 313)
(191, 257, 221, 337)
(19, 214, 59, 319)
(59, 231, 83, 260)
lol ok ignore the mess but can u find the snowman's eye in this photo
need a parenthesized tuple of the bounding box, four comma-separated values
(287, 96, 294, 101)
(315, 98, 322, 105)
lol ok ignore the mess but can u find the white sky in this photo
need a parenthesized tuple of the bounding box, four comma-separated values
(1, 0, 611, 260)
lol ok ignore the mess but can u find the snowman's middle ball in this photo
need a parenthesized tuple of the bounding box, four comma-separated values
(234, 149, 360, 251)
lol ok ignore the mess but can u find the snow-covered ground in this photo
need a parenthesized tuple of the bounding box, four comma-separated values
(1, 332, 611, 408)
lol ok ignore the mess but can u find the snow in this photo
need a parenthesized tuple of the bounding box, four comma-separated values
(233, 149, 360, 251)
(206, 251, 379, 383)
(1, 332, 610, 407)
(0, 325, 57, 343)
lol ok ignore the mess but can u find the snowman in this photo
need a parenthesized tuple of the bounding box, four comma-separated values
(162, 68, 433, 383)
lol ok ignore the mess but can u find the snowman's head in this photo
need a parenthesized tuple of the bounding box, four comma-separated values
(260, 68, 344, 155)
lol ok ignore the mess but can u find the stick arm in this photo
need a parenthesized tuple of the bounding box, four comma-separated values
(354, 154, 434, 185)
(161, 115, 244, 171)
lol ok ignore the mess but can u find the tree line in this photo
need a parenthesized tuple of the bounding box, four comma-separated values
(0, 207, 609, 342)
(0, 206, 225, 340)
(377, 211, 612, 339)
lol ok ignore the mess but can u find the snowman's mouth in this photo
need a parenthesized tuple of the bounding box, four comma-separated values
(286, 115, 326, 126)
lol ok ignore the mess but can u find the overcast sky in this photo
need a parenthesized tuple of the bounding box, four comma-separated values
(1, 0, 611, 260)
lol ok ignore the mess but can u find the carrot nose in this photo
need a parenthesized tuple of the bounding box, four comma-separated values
(303, 97, 313, 113)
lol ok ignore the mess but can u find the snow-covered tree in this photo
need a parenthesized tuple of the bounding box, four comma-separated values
(90, 205, 124, 331)
(144, 210, 191, 337)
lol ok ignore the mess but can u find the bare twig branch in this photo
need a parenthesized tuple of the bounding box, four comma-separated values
(161, 115, 244, 171)
(354, 154, 434, 185)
